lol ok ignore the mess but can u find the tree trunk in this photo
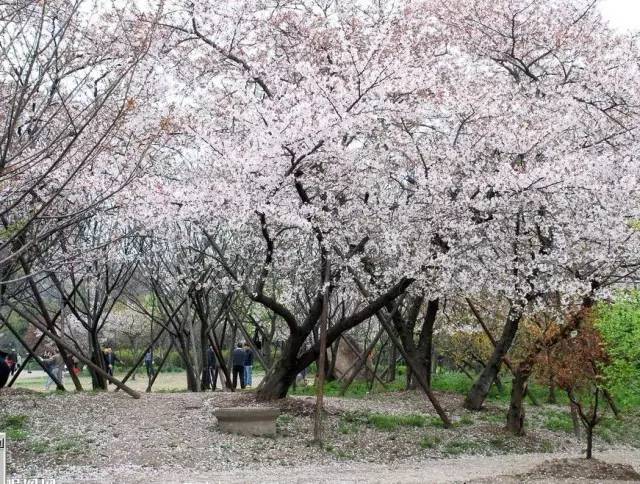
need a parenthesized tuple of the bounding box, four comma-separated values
(586, 426, 593, 459)
(570, 402, 582, 438)
(506, 370, 528, 435)
(200, 320, 209, 388)
(417, 299, 437, 389)
(89, 331, 107, 390)
(257, 333, 307, 400)
(464, 305, 523, 410)
(548, 376, 557, 404)
(256, 354, 300, 400)
(176, 333, 199, 392)
(387, 344, 397, 383)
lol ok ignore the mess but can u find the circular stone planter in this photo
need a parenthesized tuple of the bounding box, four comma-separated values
(213, 407, 280, 436)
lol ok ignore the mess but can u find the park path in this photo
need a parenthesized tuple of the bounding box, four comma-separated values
(58, 449, 640, 483)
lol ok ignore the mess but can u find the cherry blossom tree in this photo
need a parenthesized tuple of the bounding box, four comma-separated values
(113, 0, 640, 408)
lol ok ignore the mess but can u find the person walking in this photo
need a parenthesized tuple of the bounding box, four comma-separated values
(205, 344, 218, 390)
(243, 342, 253, 387)
(231, 343, 246, 389)
(144, 349, 155, 379)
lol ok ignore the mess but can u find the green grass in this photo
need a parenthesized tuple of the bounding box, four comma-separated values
(459, 414, 474, 426)
(367, 413, 428, 430)
(1, 414, 29, 441)
(595, 411, 640, 447)
(289, 378, 405, 399)
(419, 434, 442, 449)
(431, 371, 473, 394)
(1, 414, 28, 429)
(29, 441, 49, 454)
(543, 410, 574, 433)
(27, 437, 81, 455)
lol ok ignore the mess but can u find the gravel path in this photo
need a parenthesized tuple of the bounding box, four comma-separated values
(53, 449, 640, 483)
(2, 388, 638, 483)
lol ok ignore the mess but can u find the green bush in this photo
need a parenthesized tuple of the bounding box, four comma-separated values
(543, 410, 574, 433)
(596, 294, 640, 409)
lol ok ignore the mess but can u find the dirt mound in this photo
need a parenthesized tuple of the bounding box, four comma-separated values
(520, 458, 640, 481)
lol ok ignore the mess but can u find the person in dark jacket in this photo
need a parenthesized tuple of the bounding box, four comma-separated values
(144, 349, 154, 379)
(204, 344, 218, 390)
(243, 343, 254, 387)
(8, 348, 17, 375)
(231, 343, 246, 389)
(103, 347, 120, 383)
(0, 350, 10, 388)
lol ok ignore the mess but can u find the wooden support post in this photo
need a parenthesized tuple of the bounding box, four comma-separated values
(314, 259, 330, 442)
(7, 332, 46, 388)
(368, 336, 389, 392)
(228, 306, 271, 371)
(146, 340, 174, 392)
(466, 298, 540, 406)
(339, 332, 388, 395)
(19, 315, 140, 398)
(116, 326, 167, 392)
(208, 333, 233, 391)
(1, 320, 64, 391)
(351, 280, 451, 428)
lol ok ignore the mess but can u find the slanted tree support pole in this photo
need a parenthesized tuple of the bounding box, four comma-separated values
(227, 304, 271, 371)
(314, 257, 330, 442)
(6, 332, 46, 388)
(352, 279, 452, 428)
(116, 296, 192, 392)
(0, 316, 65, 391)
(339, 327, 389, 396)
(208, 333, 233, 391)
(115, 325, 168, 391)
(146, 340, 175, 392)
(17, 313, 140, 398)
(466, 298, 539, 406)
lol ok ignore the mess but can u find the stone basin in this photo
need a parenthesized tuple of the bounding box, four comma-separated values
(213, 407, 280, 436)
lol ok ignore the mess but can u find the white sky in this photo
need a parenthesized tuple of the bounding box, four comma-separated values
(599, 0, 640, 31)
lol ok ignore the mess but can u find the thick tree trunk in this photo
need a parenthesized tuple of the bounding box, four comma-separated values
(200, 321, 209, 388)
(417, 300, 437, 389)
(176, 333, 200, 392)
(257, 333, 307, 400)
(586, 427, 593, 459)
(506, 370, 528, 435)
(387, 344, 397, 383)
(464, 305, 523, 410)
(89, 331, 107, 390)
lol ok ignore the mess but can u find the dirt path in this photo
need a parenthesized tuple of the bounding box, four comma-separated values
(55, 449, 640, 483)
(2, 389, 638, 483)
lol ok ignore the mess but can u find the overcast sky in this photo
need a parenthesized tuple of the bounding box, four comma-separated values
(599, 0, 640, 31)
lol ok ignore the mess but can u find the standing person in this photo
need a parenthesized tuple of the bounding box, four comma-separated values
(103, 347, 119, 383)
(205, 344, 218, 391)
(0, 350, 10, 388)
(43, 351, 64, 390)
(144, 349, 154, 379)
(243, 343, 253, 388)
(231, 343, 246, 389)
(8, 348, 17, 375)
